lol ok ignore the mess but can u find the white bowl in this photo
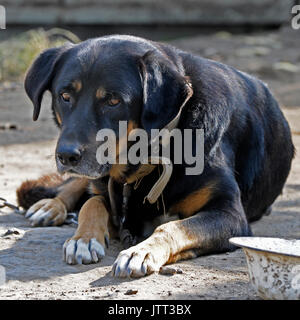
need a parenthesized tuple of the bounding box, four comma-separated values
(229, 237, 300, 300)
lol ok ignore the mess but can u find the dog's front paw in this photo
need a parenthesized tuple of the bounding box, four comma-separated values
(25, 198, 67, 227)
(112, 246, 162, 278)
(63, 237, 106, 265)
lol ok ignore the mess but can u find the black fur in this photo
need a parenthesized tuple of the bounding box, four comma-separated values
(23, 35, 294, 254)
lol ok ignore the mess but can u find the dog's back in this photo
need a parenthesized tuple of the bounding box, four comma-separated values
(176, 49, 294, 222)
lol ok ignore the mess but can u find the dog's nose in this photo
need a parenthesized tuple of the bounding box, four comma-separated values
(57, 145, 82, 167)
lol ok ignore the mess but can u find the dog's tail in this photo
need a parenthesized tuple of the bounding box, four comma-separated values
(16, 173, 66, 210)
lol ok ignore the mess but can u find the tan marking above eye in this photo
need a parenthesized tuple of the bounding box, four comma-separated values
(61, 92, 71, 102)
(96, 87, 106, 99)
(72, 80, 82, 92)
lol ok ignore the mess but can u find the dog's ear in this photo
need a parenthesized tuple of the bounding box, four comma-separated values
(138, 50, 192, 133)
(24, 44, 72, 121)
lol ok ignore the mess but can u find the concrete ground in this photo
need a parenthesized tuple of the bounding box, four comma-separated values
(0, 26, 299, 299)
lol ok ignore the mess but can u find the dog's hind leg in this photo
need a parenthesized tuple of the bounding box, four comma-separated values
(21, 177, 88, 227)
(17, 173, 64, 210)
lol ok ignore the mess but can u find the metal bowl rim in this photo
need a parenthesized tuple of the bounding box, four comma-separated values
(229, 236, 300, 259)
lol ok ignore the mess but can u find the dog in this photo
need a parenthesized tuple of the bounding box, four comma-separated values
(17, 35, 294, 278)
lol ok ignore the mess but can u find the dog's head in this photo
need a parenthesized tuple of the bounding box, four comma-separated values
(25, 35, 192, 179)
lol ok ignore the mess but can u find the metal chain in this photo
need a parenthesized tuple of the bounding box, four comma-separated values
(0, 197, 78, 225)
(0, 197, 25, 215)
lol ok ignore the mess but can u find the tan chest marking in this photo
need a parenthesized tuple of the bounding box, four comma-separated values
(169, 183, 215, 217)
(109, 120, 138, 182)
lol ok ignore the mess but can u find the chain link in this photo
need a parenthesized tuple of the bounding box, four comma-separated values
(0, 197, 25, 215)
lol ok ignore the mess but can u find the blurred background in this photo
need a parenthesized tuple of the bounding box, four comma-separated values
(1, 0, 300, 145)
(0, 0, 300, 143)
(0, 1, 299, 158)
(0, 0, 299, 169)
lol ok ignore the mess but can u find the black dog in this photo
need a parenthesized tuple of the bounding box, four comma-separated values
(18, 35, 294, 277)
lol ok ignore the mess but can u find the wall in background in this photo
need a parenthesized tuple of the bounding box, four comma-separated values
(2, 0, 295, 27)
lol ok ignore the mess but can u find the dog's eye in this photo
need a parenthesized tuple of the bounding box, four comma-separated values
(108, 97, 120, 106)
(61, 92, 71, 102)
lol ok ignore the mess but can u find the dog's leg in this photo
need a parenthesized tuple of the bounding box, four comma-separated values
(26, 178, 88, 227)
(112, 195, 250, 278)
(63, 195, 110, 264)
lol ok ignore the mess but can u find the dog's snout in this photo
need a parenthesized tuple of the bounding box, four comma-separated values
(57, 145, 82, 167)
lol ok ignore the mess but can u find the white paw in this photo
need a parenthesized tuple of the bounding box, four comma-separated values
(63, 238, 105, 265)
(112, 247, 159, 278)
(25, 198, 67, 227)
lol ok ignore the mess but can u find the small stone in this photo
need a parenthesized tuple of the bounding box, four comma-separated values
(0, 122, 18, 130)
(2, 229, 20, 236)
(8, 123, 17, 130)
(159, 266, 183, 275)
(124, 289, 138, 295)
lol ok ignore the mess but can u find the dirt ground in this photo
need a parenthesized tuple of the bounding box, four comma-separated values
(0, 26, 299, 300)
